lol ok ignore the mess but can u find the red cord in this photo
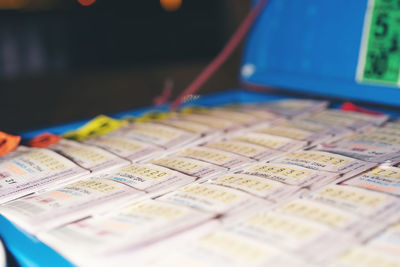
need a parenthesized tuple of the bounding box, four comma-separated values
(170, 0, 269, 110)
(153, 78, 174, 106)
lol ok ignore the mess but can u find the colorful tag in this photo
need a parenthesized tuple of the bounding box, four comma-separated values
(0, 132, 21, 157)
(27, 133, 61, 148)
(63, 115, 127, 141)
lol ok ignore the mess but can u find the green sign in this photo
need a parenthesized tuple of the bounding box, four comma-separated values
(358, 0, 400, 86)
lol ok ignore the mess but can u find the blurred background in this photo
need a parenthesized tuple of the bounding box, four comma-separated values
(0, 0, 252, 134)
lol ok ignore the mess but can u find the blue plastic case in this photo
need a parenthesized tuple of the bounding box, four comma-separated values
(241, 0, 400, 107)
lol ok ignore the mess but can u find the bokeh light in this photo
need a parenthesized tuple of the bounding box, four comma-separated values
(77, 0, 96, 7)
(160, 0, 182, 12)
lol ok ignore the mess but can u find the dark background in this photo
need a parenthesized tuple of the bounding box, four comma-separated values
(0, 0, 252, 134)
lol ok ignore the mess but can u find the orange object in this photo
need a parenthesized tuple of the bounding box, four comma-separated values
(160, 0, 182, 11)
(340, 101, 385, 116)
(0, 131, 21, 157)
(27, 133, 61, 148)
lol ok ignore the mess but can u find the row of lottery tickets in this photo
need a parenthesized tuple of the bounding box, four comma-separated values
(1, 99, 400, 266)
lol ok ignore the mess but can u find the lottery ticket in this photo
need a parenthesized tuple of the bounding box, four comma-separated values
(83, 135, 161, 162)
(253, 124, 331, 146)
(263, 99, 328, 118)
(157, 118, 218, 136)
(104, 163, 195, 194)
(370, 125, 400, 137)
(305, 184, 400, 224)
(306, 109, 388, 131)
(208, 173, 300, 202)
(320, 132, 400, 163)
(0, 178, 144, 233)
(276, 198, 379, 240)
(114, 122, 199, 149)
(228, 105, 284, 122)
(330, 246, 400, 267)
(272, 150, 376, 179)
(204, 140, 283, 161)
(199, 108, 260, 126)
(225, 211, 333, 252)
(228, 210, 352, 264)
(233, 132, 307, 152)
(177, 113, 240, 132)
(173, 146, 252, 170)
(368, 222, 400, 255)
(49, 139, 129, 173)
(238, 162, 339, 189)
(38, 199, 213, 255)
(343, 166, 400, 196)
(157, 228, 297, 267)
(279, 119, 353, 142)
(156, 183, 265, 216)
(0, 145, 30, 162)
(383, 121, 400, 130)
(151, 156, 226, 179)
(0, 148, 89, 204)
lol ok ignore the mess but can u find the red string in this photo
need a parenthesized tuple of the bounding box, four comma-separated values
(170, 0, 269, 110)
(153, 78, 174, 106)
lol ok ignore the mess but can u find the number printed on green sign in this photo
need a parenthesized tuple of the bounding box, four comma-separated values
(357, 0, 400, 86)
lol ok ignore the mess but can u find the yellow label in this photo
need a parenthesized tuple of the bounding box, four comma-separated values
(180, 106, 209, 114)
(63, 147, 108, 163)
(179, 148, 231, 163)
(125, 202, 183, 218)
(152, 158, 203, 172)
(121, 165, 170, 179)
(69, 180, 117, 193)
(207, 141, 261, 156)
(367, 167, 400, 179)
(179, 185, 240, 203)
(26, 150, 67, 171)
(318, 186, 385, 207)
(235, 134, 286, 149)
(286, 151, 349, 166)
(216, 175, 276, 192)
(199, 232, 269, 261)
(63, 115, 126, 141)
(249, 214, 319, 238)
(278, 201, 351, 227)
(249, 164, 309, 179)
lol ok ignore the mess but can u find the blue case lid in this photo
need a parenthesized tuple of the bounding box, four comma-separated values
(241, 0, 400, 107)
